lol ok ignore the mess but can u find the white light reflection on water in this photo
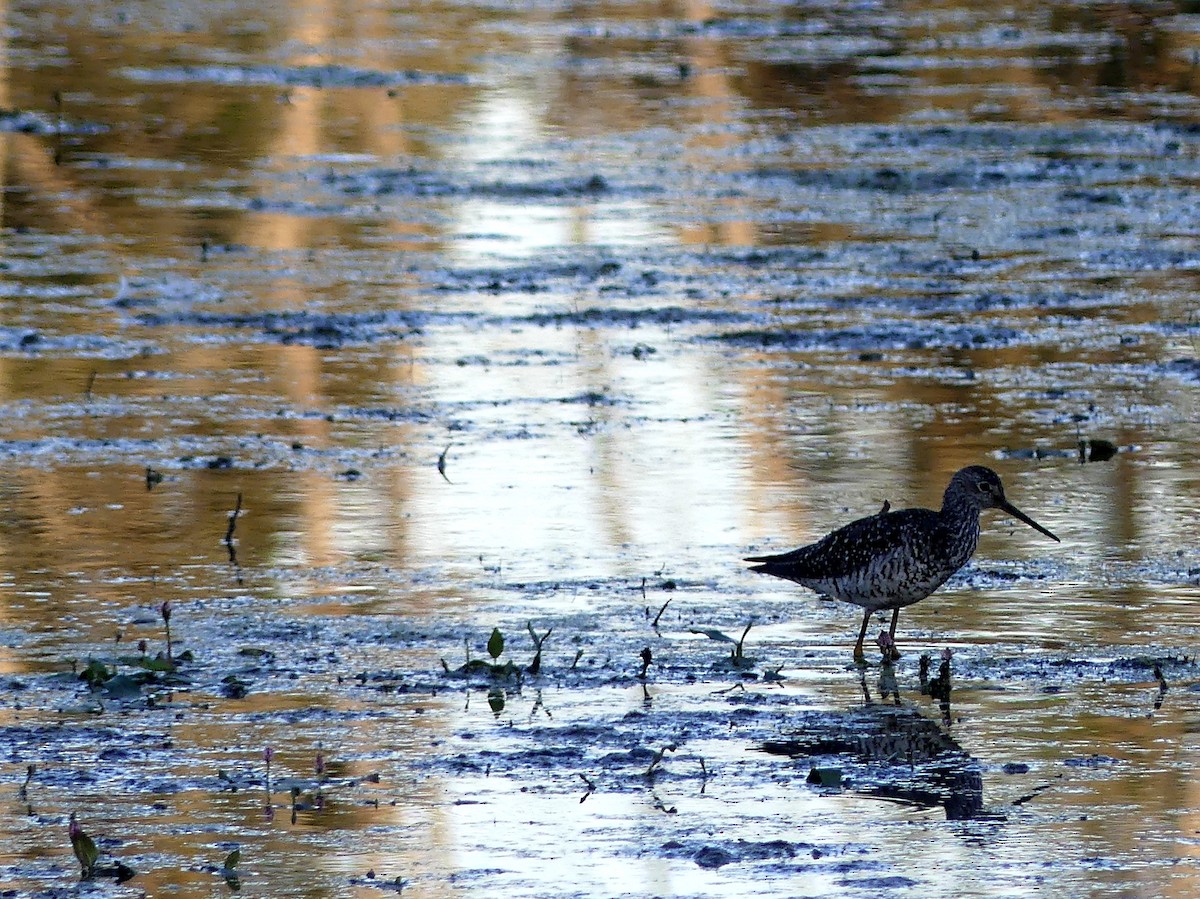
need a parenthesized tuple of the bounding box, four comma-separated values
(445, 84, 667, 261)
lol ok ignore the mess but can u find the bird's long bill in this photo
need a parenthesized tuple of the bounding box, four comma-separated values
(999, 500, 1060, 543)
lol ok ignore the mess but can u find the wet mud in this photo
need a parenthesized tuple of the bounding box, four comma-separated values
(4, 1, 1200, 897)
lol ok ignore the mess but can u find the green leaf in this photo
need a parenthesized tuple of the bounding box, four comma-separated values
(487, 628, 504, 660)
(79, 659, 113, 688)
(224, 849, 240, 870)
(137, 656, 176, 673)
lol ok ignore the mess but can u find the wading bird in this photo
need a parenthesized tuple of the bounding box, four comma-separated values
(745, 466, 1059, 661)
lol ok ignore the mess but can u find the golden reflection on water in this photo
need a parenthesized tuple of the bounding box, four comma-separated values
(4, 0, 1200, 895)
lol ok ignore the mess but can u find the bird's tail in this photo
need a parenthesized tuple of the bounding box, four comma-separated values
(744, 546, 807, 566)
(744, 556, 797, 578)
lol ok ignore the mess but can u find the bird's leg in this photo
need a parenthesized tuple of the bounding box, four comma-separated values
(853, 610, 870, 663)
(887, 608, 901, 660)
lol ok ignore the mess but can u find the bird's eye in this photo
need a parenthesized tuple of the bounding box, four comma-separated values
(975, 480, 991, 494)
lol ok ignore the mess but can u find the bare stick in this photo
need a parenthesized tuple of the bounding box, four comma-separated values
(735, 621, 753, 661)
(224, 493, 242, 548)
(160, 601, 173, 663)
(53, 91, 64, 166)
(578, 773, 595, 804)
(651, 597, 671, 629)
(224, 493, 243, 577)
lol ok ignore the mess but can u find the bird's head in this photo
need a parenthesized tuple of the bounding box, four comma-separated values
(951, 465, 1007, 510)
(948, 465, 1060, 542)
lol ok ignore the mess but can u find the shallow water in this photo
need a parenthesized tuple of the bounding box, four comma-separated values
(4, 0, 1200, 896)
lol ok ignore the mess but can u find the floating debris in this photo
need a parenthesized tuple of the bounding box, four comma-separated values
(1078, 437, 1118, 463)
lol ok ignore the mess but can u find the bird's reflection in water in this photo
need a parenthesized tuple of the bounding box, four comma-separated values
(866, 633, 903, 706)
(765, 653, 984, 820)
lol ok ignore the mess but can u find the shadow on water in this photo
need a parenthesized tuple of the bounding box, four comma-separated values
(762, 657, 984, 821)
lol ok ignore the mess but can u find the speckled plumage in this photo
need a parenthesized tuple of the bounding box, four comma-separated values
(746, 466, 1059, 661)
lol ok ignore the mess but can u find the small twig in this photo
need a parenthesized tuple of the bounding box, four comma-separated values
(263, 746, 273, 801)
(1154, 663, 1169, 711)
(223, 493, 243, 571)
(651, 597, 671, 629)
(18, 764, 34, 801)
(160, 601, 173, 663)
(437, 444, 454, 483)
(527, 623, 552, 674)
(84, 370, 96, 403)
(578, 772, 595, 803)
(53, 91, 64, 166)
(733, 620, 753, 661)
(224, 493, 242, 546)
(1013, 779, 1059, 806)
(223, 493, 244, 583)
(712, 682, 745, 696)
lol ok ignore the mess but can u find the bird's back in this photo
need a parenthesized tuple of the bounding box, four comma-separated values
(746, 507, 977, 611)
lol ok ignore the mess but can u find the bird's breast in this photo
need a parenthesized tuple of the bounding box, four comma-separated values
(812, 560, 956, 610)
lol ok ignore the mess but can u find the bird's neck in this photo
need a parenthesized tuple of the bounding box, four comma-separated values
(940, 494, 982, 561)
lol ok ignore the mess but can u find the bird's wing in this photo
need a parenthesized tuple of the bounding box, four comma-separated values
(746, 509, 940, 582)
